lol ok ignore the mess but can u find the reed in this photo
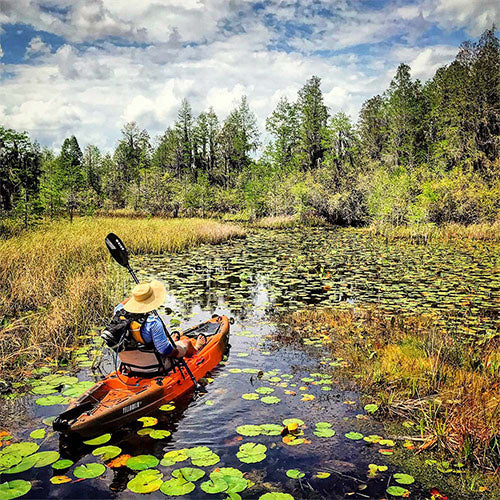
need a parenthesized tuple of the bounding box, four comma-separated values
(366, 221, 500, 243)
(0, 217, 245, 376)
(282, 307, 500, 470)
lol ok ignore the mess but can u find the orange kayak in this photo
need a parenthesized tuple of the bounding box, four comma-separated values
(53, 315, 230, 437)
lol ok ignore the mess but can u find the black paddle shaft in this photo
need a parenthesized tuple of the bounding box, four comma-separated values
(104, 233, 201, 390)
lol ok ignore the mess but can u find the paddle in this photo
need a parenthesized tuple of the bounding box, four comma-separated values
(105, 232, 204, 392)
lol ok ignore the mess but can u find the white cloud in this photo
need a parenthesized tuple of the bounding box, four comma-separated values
(25, 36, 51, 58)
(0, 41, 3, 59)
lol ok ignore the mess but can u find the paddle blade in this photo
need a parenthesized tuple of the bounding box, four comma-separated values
(105, 233, 129, 267)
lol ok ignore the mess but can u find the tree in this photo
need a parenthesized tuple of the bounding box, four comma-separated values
(39, 148, 64, 219)
(59, 135, 84, 222)
(358, 95, 387, 162)
(297, 76, 328, 170)
(175, 98, 194, 179)
(265, 96, 300, 172)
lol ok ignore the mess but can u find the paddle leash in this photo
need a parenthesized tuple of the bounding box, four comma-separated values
(105, 232, 202, 392)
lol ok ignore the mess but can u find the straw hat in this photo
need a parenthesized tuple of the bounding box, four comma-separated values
(123, 280, 166, 314)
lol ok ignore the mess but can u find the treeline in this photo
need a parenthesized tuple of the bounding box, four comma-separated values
(1, 28, 498, 231)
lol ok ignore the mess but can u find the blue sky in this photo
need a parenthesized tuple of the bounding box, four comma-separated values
(0, 0, 498, 151)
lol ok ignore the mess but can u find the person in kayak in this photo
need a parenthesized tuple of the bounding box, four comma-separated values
(112, 280, 206, 359)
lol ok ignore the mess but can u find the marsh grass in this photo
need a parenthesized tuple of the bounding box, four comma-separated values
(283, 307, 500, 470)
(367, 221, 500, 243)
(0, 217, 245, 377)
(251, 214, 328, 229)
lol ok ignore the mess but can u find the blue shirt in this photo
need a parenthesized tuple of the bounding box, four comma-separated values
(114, 304, 174, 356)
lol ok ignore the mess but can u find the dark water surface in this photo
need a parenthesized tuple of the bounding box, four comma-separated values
(4, 228, 499, 499)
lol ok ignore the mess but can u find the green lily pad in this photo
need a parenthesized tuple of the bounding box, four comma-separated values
(205, 400, 215, 406)
(50, 476, 71, 484)
(127, 469, 163, 494)
(315, 422, 332, 429)
(313, 428, 336, 438)
(30, 451, 60, 468)
(137, 417, 158, 427)
(35, 396, 68, 406)
(363, 435, 383, 444)
(286, 469, 305, 479)
(2, 456, 37, 475)
(0, 456, 21, 472)
(259, 424, 283, 436)
(29, 429, 45, 440)
(0, 443, 39, 458)
(258, 493, 294, 500)
(255, 387, 274, 395)
(137, 428, 152, 436)
(394, 473, 415, 485)
(161, 450, 188, 467)
(160, 477, 195, 496)
(236, 443, 267, 464)
(159, 404, 175, 411)
(73, 462, 106, 479)
(92, 446, 122, 461)
(236, 425, 261, 436)
(386, 485, 410, 497)
(149, 430, 171, 440)
(52, 459, 74, 470)
(83, 434, 111, 446)
(0, 480, 31, 500)
(127, 455, 160, 471)
(345, 432, 363, 440)
(201, 477, 228, 494)
(282, 418, 304, 426)
(242, 393, 259, 400)
(261, 396, 280, 404)
(223, 476, 248, 493)
(172, 468, 205, 482)
(62, 382, 94, 398)
(31, 385, 57, 395)
(364, 403, 379, 414)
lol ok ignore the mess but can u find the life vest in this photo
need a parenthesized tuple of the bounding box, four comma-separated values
(101, 309, 149, 349)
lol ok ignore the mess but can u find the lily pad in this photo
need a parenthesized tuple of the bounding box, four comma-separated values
(201, 477, 228, 494)
(159, 404, 175, 411)
(83, 434, 111, 446)
(286, 469, 305, 479)
(364, 403, 379, 414)
(160, 477, 195, 496)
(137, 417, 158, 427)
(31, 385, 57, 395)
(255, 387, 274, 395)
(161, 450, 189, 467)
(127, 469, 163, 494)
(260, 424, 283, 436)
(261, 396, 280, 404)
(315, 472, 331, 479)
(242, 393, 259, 401)
(52, 459, 74, 470)
(2, 456, 37, 475)
(126, 455, 159, 471)
(35, 396, 68, 406)
(29, 429, 45, 440)
(50, 476, 71, 484)
(92, 446, 122, 461)
(236, 425, 261, 436)
(30, 451, 60, 468)
(62, 382, 94, 398)
(258, 493, 294, 500)
(73, 462, 105, 479)
(0, 456, 22, 472)
(172, 467, 205, 482)
(313, 428, 336, 438)
(149, 430, 172, 440)
(386, 485, 410, 497)
(236, 443, 267, 464)
(0, 443, 39, 458)
(282, 418, 304, 427)
(394, 473, 415, 485)
(345, 432, 363, 440)
(0, 480, 31, 500)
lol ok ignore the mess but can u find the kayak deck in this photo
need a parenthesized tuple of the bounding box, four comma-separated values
(54, 315, 230, 437)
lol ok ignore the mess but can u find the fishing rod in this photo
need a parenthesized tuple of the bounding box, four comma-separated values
(104, 232, 203, 392)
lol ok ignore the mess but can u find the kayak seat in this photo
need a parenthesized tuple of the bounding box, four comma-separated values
(118, 349, 170, 377)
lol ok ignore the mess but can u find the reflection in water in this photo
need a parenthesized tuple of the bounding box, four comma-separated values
(10, 228, 500, 498)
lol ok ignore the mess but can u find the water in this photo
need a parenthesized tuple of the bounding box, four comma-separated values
(4, 227, 499, 499)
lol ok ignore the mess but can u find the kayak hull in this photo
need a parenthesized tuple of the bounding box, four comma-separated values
(54, 315, 229, 437)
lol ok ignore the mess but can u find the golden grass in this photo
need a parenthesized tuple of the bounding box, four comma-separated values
(366, 221, 500, 243)
(0, 217, 245, 376)
(282, 307, 500, 470)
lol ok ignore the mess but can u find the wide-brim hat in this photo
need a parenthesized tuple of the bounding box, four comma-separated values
(123, 280, 166, 314)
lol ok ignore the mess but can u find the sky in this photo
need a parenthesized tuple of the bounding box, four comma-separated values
(0, 0, 498, 152)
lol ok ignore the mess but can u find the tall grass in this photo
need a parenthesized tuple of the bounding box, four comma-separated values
(282, 307, 500, 470)
(0, 217, 245, 376)
(366, 221, 500, 243)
